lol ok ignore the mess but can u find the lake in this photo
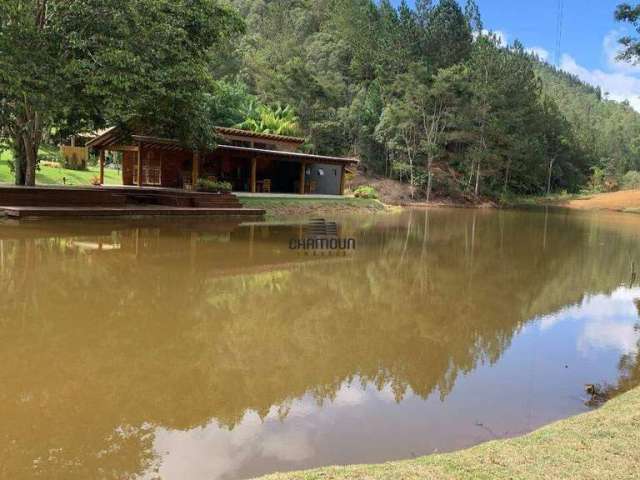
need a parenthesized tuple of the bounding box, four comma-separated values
(1, 208, 639, 479)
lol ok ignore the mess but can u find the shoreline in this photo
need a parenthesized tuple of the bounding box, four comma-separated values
(257, 385, 640, 480)
(239, 197, 396, 218)
(511, 189, 640, 214)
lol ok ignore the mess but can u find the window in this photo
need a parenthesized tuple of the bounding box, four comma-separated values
(144, 164, 162, 185)
(132, 155, 161, 186)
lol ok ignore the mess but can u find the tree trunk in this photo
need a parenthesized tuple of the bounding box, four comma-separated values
(409, 155, 415, 199)
(18, 109, 43, 187)
(426, 157, 433, 203)
(466, 159, 475, 192)
(503, 159, 511, 193)
(546, 157, 556, 196)
(474, 160, 481, 197)
(12, 134, 27, 185)
(23, 135, 38, 186)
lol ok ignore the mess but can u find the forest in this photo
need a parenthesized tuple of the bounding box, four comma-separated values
(222, 0, 640, 200)
(3, 0, 640, 199)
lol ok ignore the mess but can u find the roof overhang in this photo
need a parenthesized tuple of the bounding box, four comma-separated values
(217, 145, 358, 165)
(87, 130, 358, 165)
(86, 127, 127, 149)
(214, 127, 305, 145)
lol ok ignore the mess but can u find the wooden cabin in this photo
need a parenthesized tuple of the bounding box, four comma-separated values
(87, 127, 358, 195)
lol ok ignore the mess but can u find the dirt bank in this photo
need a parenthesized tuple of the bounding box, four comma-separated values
(349, 172, 492, 207)
(537, 190, 640, 212)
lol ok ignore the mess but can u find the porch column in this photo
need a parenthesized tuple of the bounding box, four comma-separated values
(339, 165, 347, 195)
(136, 149, 142, 187)
(99, 150, 105, 185)
(250, 157, 257, 193)
(299, 162, 306, 195)
(192, 151, 200, 188)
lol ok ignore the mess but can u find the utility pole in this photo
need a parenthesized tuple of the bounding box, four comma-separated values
(555, 0, 564, 67)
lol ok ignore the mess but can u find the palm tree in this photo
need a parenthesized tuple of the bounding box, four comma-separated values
(235, 102, 302, 137)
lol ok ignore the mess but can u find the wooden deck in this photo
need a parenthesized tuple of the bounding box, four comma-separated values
(0, 186, 265, 218)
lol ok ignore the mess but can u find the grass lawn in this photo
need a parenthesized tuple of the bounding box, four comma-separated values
(0, 150, 121, 186)
(259, 386, 640, 480)
(507, 191, 585, 206)
(240, 197, 389, 217)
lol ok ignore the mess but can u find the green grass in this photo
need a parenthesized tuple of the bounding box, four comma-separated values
(504, 191, 585, 207)
(259, 386, 640, 480)
(0, 150, 121, 186)
(239, 197, 389, 217)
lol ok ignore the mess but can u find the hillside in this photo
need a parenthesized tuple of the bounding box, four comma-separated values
(535, 61, 640, 182)
(219, 0, 640, 200)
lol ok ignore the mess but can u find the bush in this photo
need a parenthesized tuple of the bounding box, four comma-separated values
(353, 185, 379, 199)
(196, 178, 232, 193)
(621, 171, 640, 190)
(587, 166, 605, 192)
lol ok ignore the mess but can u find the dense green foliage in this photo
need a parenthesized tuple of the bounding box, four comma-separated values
(215, 0, 640, 199)
(195, 178, 233, 193)
(3, 0, 640, 197)
(616, 2, 640, 62)
(0, 0, 243, 185)
(235, 102, 302, 136)
(353, 185, 379, 199)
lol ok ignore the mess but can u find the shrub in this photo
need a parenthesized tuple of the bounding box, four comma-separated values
(587, 166, 606, 192)
(621, 171, 640, 190)
(196, 178, 232, 193)
(90, 176, 101, 186)
(353, 185, 378, 199)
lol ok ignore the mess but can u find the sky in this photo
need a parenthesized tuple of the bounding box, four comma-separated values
(391, 0, 640, 111)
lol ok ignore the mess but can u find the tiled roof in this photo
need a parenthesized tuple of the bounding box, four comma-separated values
(215, 127, 305, 144)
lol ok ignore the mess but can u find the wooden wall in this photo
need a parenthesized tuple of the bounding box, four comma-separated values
(122, 151, 136, 185)
(121, 147, 190, 187)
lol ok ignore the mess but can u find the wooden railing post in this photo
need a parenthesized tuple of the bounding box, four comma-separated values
(136, 149, 142, 187)
(192, 151, 200, 188)
(299, 162, 306, 195)
(250, 157, 257, 193)
(99, 150, 105, 185)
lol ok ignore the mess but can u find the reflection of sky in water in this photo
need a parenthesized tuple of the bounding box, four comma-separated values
(536, 287, 640, 355)
(141, 385, 401, 480)
(141, 287, 640, 480)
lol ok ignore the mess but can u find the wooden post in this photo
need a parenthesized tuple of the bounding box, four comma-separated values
(339, 165, 346, 196)
(299, 162, 306, 195)
(250, 157, 257, 193)
(136, 149, 142, 187)
(99, 150, 105, 185)
(192, 151, 200, 188)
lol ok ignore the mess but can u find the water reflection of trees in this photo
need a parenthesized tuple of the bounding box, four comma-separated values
(0, 210, 639, 478)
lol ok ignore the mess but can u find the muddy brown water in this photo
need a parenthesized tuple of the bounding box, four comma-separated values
(1, 208, 639, 479)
